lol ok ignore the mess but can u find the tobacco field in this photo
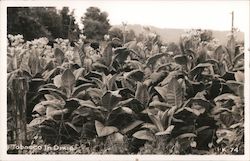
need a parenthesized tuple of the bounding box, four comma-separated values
(7, 29, 244, 154)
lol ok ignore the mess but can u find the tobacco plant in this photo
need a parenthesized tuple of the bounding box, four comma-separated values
(7, 28, 244, 154)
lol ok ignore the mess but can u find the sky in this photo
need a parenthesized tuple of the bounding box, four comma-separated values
(54, 1, 249, 32)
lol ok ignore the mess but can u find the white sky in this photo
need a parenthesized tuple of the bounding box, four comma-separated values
(54, 1, 250, 32)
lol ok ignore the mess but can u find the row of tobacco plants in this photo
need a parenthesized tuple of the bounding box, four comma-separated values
(7, 30, 244, 154)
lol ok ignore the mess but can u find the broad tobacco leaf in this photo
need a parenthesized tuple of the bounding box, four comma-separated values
(102, 42, 113, 67)
(46, 107, 69, 120)
(135, 82, 149, 106)
(166, 77, 183, 108)
(61, 69, 76, 97)
(113, 47, 130, 64)
(174, 55, 188, 65)
(107, 132, 124, 143)
(28, 49, 43, 77)
(214, 45, 227, 61)
(132, 130, 154, 141)
(73, 43, 85, 67)
(154, 86, 168, 102)
(102, 90, 122, 111)
(73, 68, 85, 80)
(146, 53, 166, 67)
(124, 69, 144, 82)
(95, 120, 118, 137)
(149, 100, 172, 111)
(54, 48, 65, 66)
(27, 116, 46, 128)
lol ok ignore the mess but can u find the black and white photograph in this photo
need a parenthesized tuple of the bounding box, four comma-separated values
(0, 0, 249, 160)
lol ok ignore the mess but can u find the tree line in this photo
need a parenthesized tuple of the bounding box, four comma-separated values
(7, 6, 136, 42)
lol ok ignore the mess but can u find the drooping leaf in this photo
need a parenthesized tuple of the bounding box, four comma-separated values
(132, 130, 154, 141)
(145, 71, 168, 86)
(233, 52, 244, 64)
(149, 100, 172, 110)
(46, 107, 69, 120)
(28, 116, 46, 128)
(184, 107, 203, 116)
(78, 100, 100, 109)
(225, 81, 244, 97)
(38, 87, 67, 100)
(92, 62, 108, 72)
(71, 83, 94, 97)
(141, 123, 158, 132)
(112, 106, 134, 115)
(196, 126, 210, 133)
(43, 67, 62, 81)
(95, 120, 118, 137)
(32, 103, 46, 115)
(124, 69, 144, 82)
(174, 55, 188, 65)
(185, 92, 213, 110)
(125, 60, 144, 70)
(135, 82, 149, 106)
(177, 133, 197, 139)
(86, 88, 103, 100)
(54, 48, 65, 65)
(189, 63, 213, 79)
(84, 71, 102, 80)
(120, 120, 143, 134)
(117, 98, 144, 113)
(214, 93, 240, 103)
(44, 94, 58, 100)
(166, 77, 183, 108)
(113, 47, 130, 64)
(160, 70, 183, 86)
(146, 53, 166, 67)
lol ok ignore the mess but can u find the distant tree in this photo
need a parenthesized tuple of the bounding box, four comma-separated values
(31, 7, 63, 39)
(60, 7, 80, 40)
(81, 7, 111, 41)
(7, 7, 80, 41)
(108, 27, 123, 40)
(7, 7, 52, 40)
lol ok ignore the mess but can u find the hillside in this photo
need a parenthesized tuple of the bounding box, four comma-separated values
(113, 24, 244, 44)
